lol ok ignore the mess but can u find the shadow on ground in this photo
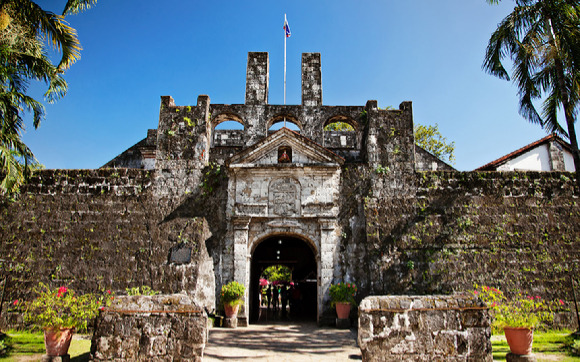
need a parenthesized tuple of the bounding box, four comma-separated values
(204, 321, 361, 361)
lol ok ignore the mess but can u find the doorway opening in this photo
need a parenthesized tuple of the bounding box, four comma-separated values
(249, 235, 317, 323)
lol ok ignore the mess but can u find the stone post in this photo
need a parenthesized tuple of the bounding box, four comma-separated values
(301, 53, 322, 107)
(232, 216, 250, 325)
(318, 218, 336, 323)
(245, 52, 269, 105)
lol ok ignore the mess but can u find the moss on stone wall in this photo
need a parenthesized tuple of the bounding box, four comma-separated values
(339, 169, 578, 327)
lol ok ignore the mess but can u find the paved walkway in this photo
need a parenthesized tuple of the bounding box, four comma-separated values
(203, 321, 362, 361)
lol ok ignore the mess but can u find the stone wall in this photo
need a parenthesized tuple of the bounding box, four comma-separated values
(91, 294, 207, 361)
(0, 168, 217, 324)
(358, 295, 492, 361)
(337, 169, 579, 327)
(2, 166, 578, 328)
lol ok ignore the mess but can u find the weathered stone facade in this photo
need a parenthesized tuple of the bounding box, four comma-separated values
(1, 52, 578, 329)
(91, 294, 207, 361)
(358, 295, 492, 361)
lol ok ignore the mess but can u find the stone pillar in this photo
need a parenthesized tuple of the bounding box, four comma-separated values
(233, 217, 250, 283)
(232, 217, 250, 323)
(245, 52, 269, 105)
(318, 218, 336, 322)
(302, 53, 322, 107)
(364, 100, 379, 166)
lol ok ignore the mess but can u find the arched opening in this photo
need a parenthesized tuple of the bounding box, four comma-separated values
(267, 115, 301, 133)
(214, 120, 244, 130)
(323, 115, 359, 150)
(323, 115, 358, 132)
(212, 113, 245, 147)
(249, 235, 317, 323)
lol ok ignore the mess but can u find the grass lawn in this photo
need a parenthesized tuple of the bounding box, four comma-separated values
(1, 329, 580, 361)
(492, 330, 580, 361)
(0, 331, 91, 362)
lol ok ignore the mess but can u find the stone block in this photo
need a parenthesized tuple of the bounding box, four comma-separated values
(358, 295, 492, 361)
(336, 318, 350, 329)
(91, 295, 206, 361)
(224, 317, 238, 328)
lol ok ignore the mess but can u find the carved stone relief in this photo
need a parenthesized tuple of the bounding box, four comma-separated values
(268, 177, 301, 216)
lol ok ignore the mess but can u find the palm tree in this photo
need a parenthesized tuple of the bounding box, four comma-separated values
(0, 0, 96, 195)
(483, 0, 580, 187)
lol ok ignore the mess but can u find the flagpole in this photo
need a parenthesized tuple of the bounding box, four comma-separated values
(284, 14, 287, 128)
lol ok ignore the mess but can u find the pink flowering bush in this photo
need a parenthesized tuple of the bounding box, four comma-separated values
(329, 282, 357, 306)
(22, 283, 113, 332)
(473, 284, 564, 331)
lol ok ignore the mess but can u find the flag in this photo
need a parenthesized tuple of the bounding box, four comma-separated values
(284, 17, 291, 38)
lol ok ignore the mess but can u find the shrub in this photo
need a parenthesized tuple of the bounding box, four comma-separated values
(472, 284, 563, 331)
(221, 281, 245, 306)
(125, 286, 159, 296)
(329, 282, 357, 306)
(22, 283, 113, 332)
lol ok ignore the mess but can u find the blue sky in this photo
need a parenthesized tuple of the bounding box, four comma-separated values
(23, 0, 558, 171)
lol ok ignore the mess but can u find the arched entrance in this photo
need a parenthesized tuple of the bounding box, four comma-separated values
(249, 234, 317, 323)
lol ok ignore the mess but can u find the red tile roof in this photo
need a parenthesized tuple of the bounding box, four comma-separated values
(475, 134, 571, 171)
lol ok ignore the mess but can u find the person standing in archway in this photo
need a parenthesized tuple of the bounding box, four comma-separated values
(266, 285, 272, 310)
(273, 285, 280, 312)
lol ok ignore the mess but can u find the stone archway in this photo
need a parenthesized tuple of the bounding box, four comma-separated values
(248, 234, 317, 323)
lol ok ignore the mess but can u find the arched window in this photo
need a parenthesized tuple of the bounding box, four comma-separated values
(212, 113, 245, 147)
(323, 116, 359, 149)
(214, 120, 244, 130)
(268, 115, 301, 133)
(269, 120, 300, 132)
(323, 116, 357, 132)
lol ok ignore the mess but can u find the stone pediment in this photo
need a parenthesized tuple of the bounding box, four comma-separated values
(227, 128, 344, 167)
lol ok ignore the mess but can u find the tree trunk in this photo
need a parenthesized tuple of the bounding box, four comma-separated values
(547, 17, 580, 190)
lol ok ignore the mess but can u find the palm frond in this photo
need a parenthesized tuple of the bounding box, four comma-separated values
(63, 0, 98, 15)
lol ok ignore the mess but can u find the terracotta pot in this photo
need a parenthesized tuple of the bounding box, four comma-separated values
(224, 303, 240, 318)
(44, 327, 74, 356)
(335, 302, 351, 319)
(504, 326, 533, 355)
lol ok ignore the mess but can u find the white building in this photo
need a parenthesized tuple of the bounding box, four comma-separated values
(476, 134, 575, 172)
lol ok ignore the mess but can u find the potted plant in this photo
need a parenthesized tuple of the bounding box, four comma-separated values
(329, 282, 357, 319)
(221, 281, 245, 318)
(22, 283, 112, 357)
(473, 284, 564, 355)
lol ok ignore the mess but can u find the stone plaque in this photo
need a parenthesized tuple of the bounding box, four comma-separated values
(169, 244, 192, 265)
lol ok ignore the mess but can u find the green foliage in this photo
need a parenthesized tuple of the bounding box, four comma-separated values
(473, 284, 562, 330)
(200, 162, 223, 195)
(324, 122, 355, 131)
(0, 0, 96, 196)
(220, 281, 245, 306)
(184, 117, 196, 127)
(375, 164, 390, 174)
(22, 283, 112, 332)
(261, 265, 291, 283)
(329, 282, 357, 306)
(483, 0, 580, 182)
(572, 339, 580, 356)
(125, 286, 159, 296)
(414, 123, 456, 164)
(0, 330, 92, 359)
(0, 338, 8, 357)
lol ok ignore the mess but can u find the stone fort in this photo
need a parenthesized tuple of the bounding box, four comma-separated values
(1, 52, 578, 327)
